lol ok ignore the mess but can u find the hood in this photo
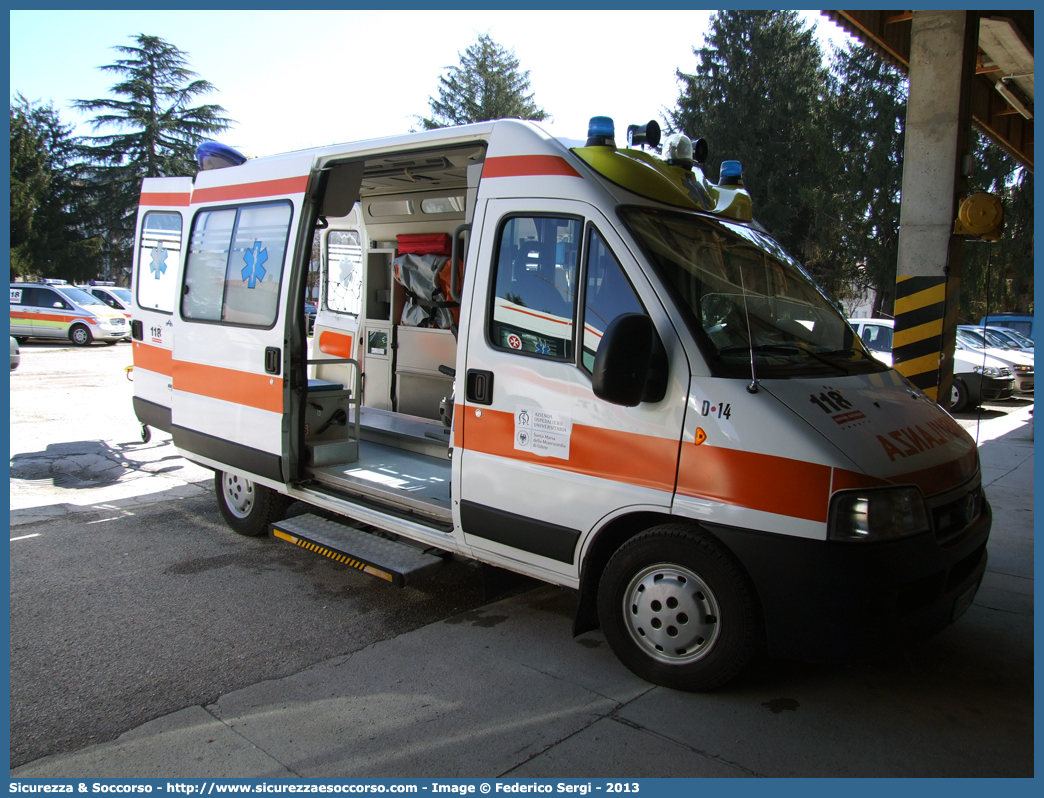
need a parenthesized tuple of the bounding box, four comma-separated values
(959, 345, 1033, 368)
(762, 370, 978, 499)
(953, 349, 1009, 374)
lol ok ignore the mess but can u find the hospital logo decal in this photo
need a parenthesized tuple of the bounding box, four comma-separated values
(513, 404, 572, 460)
(507, 334, 522, 350)
(242, 240, 269, 288)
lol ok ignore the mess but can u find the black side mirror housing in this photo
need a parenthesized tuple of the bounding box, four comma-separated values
(592, 313, 655, 407)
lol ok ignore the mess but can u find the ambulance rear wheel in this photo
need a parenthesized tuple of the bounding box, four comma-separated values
(597, 525, 760, 691)
(215, 471, 289, 537)
(69, 324, 93, 347)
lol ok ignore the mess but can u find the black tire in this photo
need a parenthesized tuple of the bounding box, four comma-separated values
(214, 470, 290, 537)
(950, 377, 969, 413)
(597, 524, 760, 691)
(69, 324, 93, 347)
(140, 425, 152, 444)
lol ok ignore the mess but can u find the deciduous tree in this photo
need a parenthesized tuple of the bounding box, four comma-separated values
(9, 95, 103, 281)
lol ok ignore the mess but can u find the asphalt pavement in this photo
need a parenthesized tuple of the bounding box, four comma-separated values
(9, 367, 1034, 779)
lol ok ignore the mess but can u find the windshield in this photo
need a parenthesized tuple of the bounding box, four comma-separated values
(621, 207, 884, 378)
(960, 328, 1010, 349)
(60, 287, 108, 307)
(111, 288, 132, 304)
(1004, 329, 1033, 348)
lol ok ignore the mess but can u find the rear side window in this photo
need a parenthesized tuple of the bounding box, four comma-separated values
(10, 287, 35, 306)
(489, 215, 580, 359)
(182, 201, 293, 328)
(136, 211, 183, 313)
(326, 229, 363, 315)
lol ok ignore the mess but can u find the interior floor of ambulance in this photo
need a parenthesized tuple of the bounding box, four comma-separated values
(305, 405, 453, 527)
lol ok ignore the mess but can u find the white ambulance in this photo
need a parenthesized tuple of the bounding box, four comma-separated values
(130, 117, 991, 690)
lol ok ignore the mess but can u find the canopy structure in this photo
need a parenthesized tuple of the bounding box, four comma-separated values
(825, 10, 1033, 171)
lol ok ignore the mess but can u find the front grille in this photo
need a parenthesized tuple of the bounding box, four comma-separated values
(945, 542, 987, 593)
(998, 367, 1013, 377)
(933, 486, 982, 543)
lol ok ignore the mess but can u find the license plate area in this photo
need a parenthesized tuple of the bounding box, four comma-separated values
(951, 577, 981, 622)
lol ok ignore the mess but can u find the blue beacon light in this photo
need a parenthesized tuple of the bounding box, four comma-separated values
(586, 116, 616, 147)
(719, 160, 743, 186)
(196, 141, 248, 171)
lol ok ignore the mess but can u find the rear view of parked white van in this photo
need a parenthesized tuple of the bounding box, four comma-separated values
(130, 118, 991, 690)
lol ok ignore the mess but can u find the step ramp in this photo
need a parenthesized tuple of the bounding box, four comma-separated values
(270, 514, 444, 587)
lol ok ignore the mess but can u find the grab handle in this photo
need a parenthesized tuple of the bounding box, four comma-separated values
(450, 223, 470, 303)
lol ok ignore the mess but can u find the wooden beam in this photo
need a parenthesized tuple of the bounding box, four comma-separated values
(886, 11, 913, 24)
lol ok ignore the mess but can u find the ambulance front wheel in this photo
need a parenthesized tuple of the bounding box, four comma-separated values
(597, 525, 761, 691)
(215, 471, 290, 537)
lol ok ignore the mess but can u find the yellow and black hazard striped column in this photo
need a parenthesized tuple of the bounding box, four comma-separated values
(892, 274, 960, 403)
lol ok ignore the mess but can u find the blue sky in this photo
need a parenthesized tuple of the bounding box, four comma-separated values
(10, 10, 852, 157)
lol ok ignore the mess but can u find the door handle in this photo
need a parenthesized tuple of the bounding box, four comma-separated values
(465, 369, 494, 405)
(265, 346, 281, 375)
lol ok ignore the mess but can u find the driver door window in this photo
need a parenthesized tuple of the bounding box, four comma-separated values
(489, 215, 580, 360)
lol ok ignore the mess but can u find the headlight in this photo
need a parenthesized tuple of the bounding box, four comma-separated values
(829, 487, 930, 542)
(1013, 364, 1032, 373)
(973, 365, 1001, 376)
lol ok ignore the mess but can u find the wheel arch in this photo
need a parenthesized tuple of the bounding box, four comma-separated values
(573, 510, 763, 639)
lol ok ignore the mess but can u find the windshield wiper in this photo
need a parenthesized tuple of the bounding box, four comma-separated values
(718, 344, 851, 375)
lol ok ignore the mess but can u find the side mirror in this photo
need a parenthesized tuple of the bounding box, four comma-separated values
(592, 313, 654, 407)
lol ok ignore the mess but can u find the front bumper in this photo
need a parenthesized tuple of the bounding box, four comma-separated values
(706, 499, 992, 662)
(98, 323, 127, 340)
(980, 376, 1015, 402)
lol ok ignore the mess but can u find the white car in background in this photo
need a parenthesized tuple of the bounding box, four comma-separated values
(957, 326, 1034, 394)
(985, 325, 1033, 353)
(848, 318, 1015, 412)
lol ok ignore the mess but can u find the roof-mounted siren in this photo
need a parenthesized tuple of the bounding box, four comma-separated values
(586, 116, 617, 148)
(718, 160, 743, 187)
(196, 141, 248, 171)
(626, 120, 661, 150)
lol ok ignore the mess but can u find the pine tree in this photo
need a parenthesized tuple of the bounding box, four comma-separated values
(419, 34, 549, 129)
(670, 11, 850, 299)
(75, 34, 232, 278)
(831, 43, 907, 318)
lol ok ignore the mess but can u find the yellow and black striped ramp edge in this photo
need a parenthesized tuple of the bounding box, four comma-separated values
(892, 275, 950, 400)
(270, 514, 443, 588)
